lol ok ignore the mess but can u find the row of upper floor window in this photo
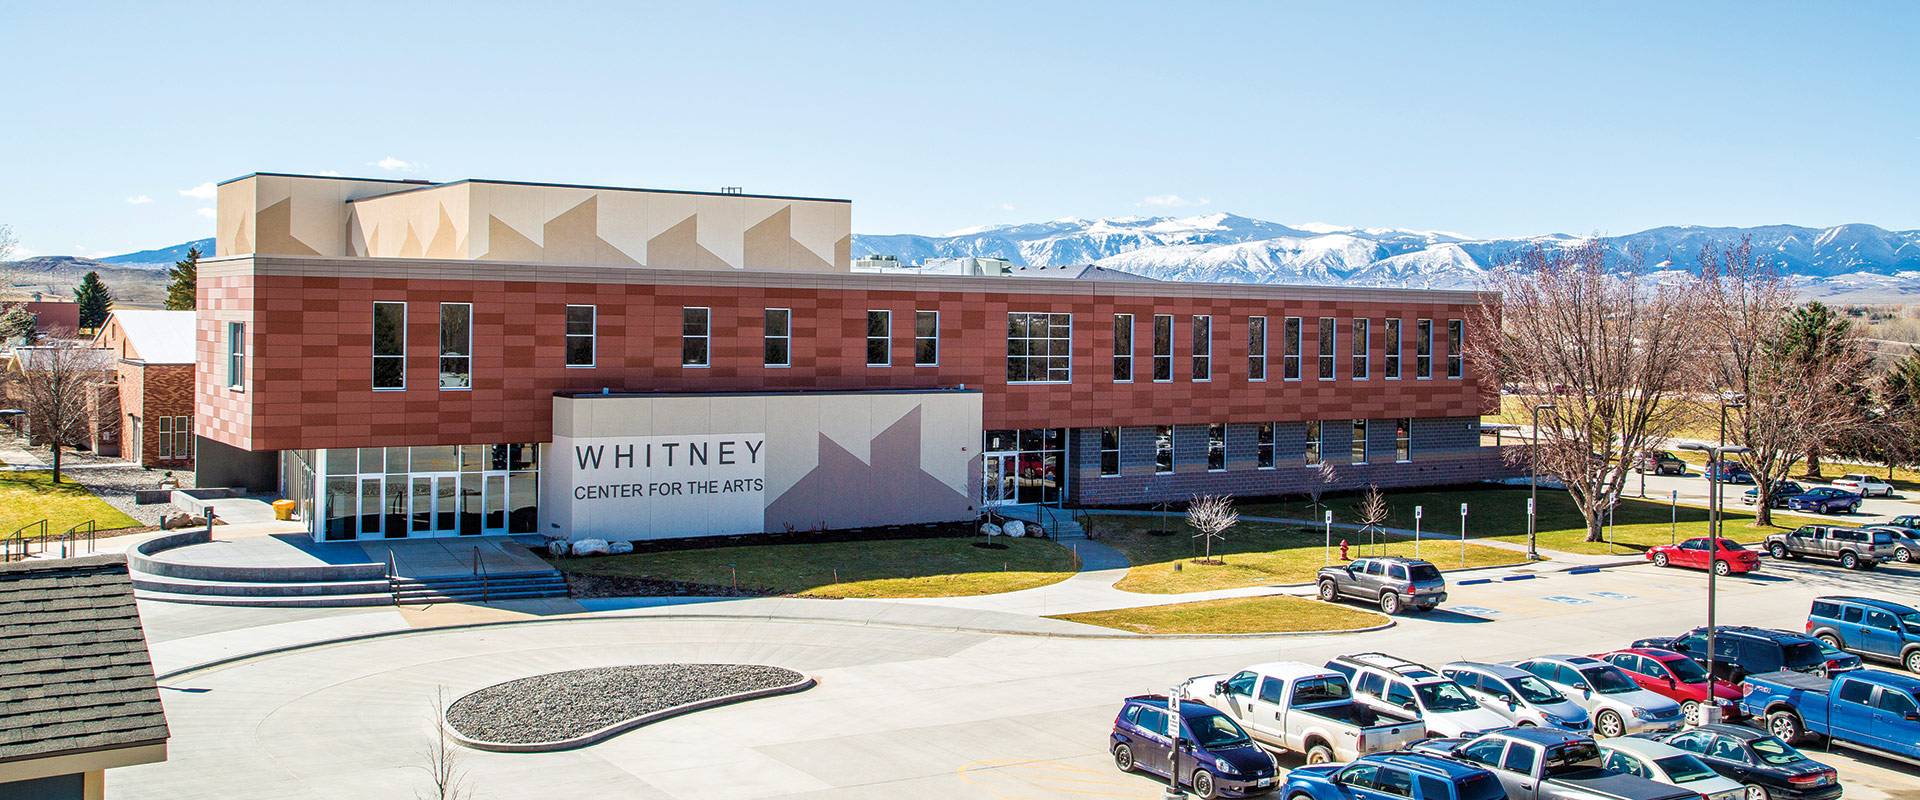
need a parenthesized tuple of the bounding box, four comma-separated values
(214, 305, 1467, 393)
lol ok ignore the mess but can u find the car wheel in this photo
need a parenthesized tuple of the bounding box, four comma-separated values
(1379, 592, 1401, 615)
(1192, 770, 1218, 800)
(1898, 547, 1914, 563)
(1516, 720, 1536, 727)
(1596, 710, 1625, 738)
(1653, 552, 1670, 568)
(1768, 542, 1788, 559)
(1113, 743, 1134, 772)
(1681, 700, 1701, 723)
(1841, 551, 1859, 570)
(1745, 783, 1770, 800)
(1904, 649, 1920, 673)
(1767, 710, 1803, 743)
(1713, 560, 1733, 576)
(1817, 633, 1844, 652)
(1318, 580, 1339, 602)
(1305, 743, 1335, 764)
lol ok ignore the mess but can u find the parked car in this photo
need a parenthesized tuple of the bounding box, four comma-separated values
(1591, 648, 1743, 721)
(1183, 662, 1427, 765)
(1631, 626, 1862, 683)
(1442, 661, 1593, 732)
(1281, 751, 1508, 800)
(1742, 482, 1804, 507)
(1655, 724, 1842, 800)
(1829, 473, 1893, 497)
(1807, 596, 1920, 673)
(1705, 461, 1755, 484)
(1866, 524, 1920, 562)
(1781, 488, 1861, 515)
(1410, 727, 1698, 800)
(1111, 695, 1280, 798)
(1509, 655, 1685, 737)
(1763, 525, 1893, 569)
(1644, 537, 1761, 575)
(1596, 737, 1745, 800)
(1316, 557, 1448, 615)
(1738, 669, 1920, 762)
(1324, 654, 1511, 738)
(1637, 451, 1688, 476)
(1885, 513, 1920, 528)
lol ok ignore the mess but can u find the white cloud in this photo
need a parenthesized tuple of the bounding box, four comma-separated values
(318, 169, 343, 177)
(125, 194, 154, 205)
(1139, 194, 1209, 208)
(373, 156, 416, 172)
(997, 202, 1017, 211)
(179, 182, 217, 200)
(195, 207, 216, 219)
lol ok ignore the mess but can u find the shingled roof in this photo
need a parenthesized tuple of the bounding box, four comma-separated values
(0, 555, 168, 764)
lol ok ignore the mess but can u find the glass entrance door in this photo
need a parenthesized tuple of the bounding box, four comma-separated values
(411, 476, 435, 535)
(983, 454, 1016, 507)
(357, 477, 383, 539)
(483, 474, 508, 534)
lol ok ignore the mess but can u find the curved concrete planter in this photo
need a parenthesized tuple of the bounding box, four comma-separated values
(446, 673, 816, 753)
(131, 529, 387, 583)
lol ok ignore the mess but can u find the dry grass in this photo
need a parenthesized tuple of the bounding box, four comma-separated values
(1051, 594, 1388, 635)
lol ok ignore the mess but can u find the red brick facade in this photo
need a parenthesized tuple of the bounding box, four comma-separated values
(199, 257, 1495, 454)
(91, 318, 196, 469)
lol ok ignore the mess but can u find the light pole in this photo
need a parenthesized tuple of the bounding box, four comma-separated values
(1680, 439, 1748, 724)
(1528, 403, 1557, 561)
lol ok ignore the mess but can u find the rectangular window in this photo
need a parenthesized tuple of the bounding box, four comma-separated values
(1257, 422, 1275, 468)
(1100, 427, 1120, 476)
(438, 303, 472, 389)
(1305, 420, 1322, 466)
(225, 321, 244, 389)
(867, 310, 892, 366)
(1395, 417, 1412, 463)
(156, 416, 172, 459)
(1318, 317, 1336, 380)
(564, 304, 596, 367)
(1384, 318, 1402, 379)
(1152, 314, 1173, 382)
(1447, 319, 1464, 378)
(1248, 316, 1267, 381)
(1416, 318, 1433, 379)
(764, 308, 791, 367)
(1006, 312, 1072, 383)
(1283, 317, 1302, 380)
(914, 310, 939, 366)
(682, 307, 710, 367)
(1353, 419, 1369, 464)
(1154, 425, 1174, 474)
(175, 416, 191, 459)
(1352, 318, 1370, 379)
(1207, 423, 1225, 471)
(1113, 314, 1134, 382)
(1191, 315, 1212, 381)
(372, 301, 406, 390)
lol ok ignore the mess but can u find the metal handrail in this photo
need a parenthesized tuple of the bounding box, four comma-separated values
(472, 546, 489, 604)
(4, 520, 48, 562)
(58, 520, 95, 559)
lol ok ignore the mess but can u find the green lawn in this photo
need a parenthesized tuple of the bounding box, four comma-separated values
(1239, 485, 1817, 557)
(0, 470, 142, 536)
(1050, 595, 1387, 635)
(547, 536, 1078, 598)
(1086, 514, 1529, 594)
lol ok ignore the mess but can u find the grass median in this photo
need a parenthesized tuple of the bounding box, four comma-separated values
(1050, 594, 1388, 635)
(547, 535, 1079, 599)
(0, 470, 141, 536)
(1087, 514, 1528, 594)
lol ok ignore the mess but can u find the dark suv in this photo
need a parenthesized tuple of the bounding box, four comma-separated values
(1637, 451, 1687, 476)
(1631, 626, 1862, 683)
(1317, 557, 1448, 615)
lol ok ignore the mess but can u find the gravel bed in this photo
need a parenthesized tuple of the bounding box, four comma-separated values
(444, 664, 809, 745)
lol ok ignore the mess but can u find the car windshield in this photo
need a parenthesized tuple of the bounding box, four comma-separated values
(1511, 675, 1563, 704)
(1417, 681, 1483, 712)
(1665, 657, 1710, 684)
(1899, 610, 1920, 629)
(1747, 736, 1807, 766)
(1187, 713, 1251, 748)
(1781, 643, 1828, 670)
(1581, 666, 1638, 694)
(1655, 755, 1719, 783)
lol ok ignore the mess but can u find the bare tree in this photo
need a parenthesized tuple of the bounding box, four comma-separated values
(1701, 240, 1871, 525)
(1352, 484, 1390, 555)
(4, 338, 111, 483)
(1469, 240, 1705, 543)
(419, 687, 472, 800)
(1186, 494, 1238, 563)
(1306, 461, 1337, 518)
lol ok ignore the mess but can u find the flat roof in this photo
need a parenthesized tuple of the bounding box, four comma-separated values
(216, 171, 849, 204)
(556, 387, 981, 400)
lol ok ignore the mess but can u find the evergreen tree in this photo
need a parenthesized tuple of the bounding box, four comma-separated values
(73, 271, 113, 330)
(164, 246, 199, 310)
(1778, 302, 1867, 476)
(0, 303, 37, 345)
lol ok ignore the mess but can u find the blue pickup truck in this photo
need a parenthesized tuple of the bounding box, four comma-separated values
(1739, 668, 1920, 763)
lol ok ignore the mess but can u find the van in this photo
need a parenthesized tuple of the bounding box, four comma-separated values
(1806, 596, 1920, 674)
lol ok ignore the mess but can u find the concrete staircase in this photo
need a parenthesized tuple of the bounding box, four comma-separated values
(991, 504, 1087, 540)
(389, 571, 570, 606)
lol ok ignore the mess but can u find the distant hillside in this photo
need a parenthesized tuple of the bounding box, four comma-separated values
(3, 256, 168, 308)
(99, 237, 214, 268)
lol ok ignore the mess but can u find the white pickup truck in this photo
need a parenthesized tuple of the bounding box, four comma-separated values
(1182, 661, 1428, 764)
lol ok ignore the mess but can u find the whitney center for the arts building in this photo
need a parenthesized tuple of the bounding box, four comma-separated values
(193, 172, 1508, 545)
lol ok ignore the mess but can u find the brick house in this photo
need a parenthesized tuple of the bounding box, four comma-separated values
(90, 310, 196, 469)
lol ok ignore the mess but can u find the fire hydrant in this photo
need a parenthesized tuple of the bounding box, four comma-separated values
(1339, 539, 1351, 561)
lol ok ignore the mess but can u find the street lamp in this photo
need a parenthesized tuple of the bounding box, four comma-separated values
(1679, 438, 1748, 723)
(1528, 403, 1557, 561)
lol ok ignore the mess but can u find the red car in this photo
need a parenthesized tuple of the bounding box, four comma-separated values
(1644, 536, 1760, 575)
(1592, 648, 1744, 720)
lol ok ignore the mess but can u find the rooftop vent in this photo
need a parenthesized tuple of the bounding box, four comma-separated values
(720, 186, 743, 195)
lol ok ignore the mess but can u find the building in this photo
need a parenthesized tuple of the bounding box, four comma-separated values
(0, 555, 169, 799)
(194, 172, 1505, 544)
(89, 311, 197, 469)
(18, 299, 82, 339)
(853, 255, 1014, 276)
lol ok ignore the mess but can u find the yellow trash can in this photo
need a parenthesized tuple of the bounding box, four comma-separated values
(272, 499, 297, 521)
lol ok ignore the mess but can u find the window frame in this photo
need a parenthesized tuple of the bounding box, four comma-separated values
(225, 321, 245, 390)
(914, 310, 939, 367)
(1113, 313, 1134, 383)
(867, 309, 892, 367)
(437, 302, 473, 390)
(372, 301, 407, 391)
(1352, 419, 1369, 465)
(1191, 314, 1212, 382)
(682, 306, 711, 368)
(1152, 314, 1173, 383)
(1384, 318, 1403, 380)
(1416, 318, 1433, 379)
(1099, 427, 1121, 477)
(1447, 319, 1465, 379)
(174, 415, 191, 460)
(1352, 318, 1370, 380)
(1207, 422, 1225, 471)
(1395, 417, 1412, 463)
(1318, 316, 1336, 381)
(1257, 421, 1275, 469)
(763, 307, 792, 368)
(1248, 315, 1268, 382)
(1006, 312, 1073, 384)
(156, 415, 172, 459)
(1154, 425, 1174, 474)
(1283, 316, 1303, 381)
(564, 304, 597, 368)
(1305, 420, 1322, 466)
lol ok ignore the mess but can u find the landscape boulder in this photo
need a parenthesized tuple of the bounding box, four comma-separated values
(608, 540, 635, 555)
(980, 522, 1002, 537)
(570, 539, 611, 557)
(1003, 520, 1026, 538)
(546, 540, 570, 557)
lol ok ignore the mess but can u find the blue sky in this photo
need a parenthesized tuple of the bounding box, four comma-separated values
(3, 1, 1918, 258)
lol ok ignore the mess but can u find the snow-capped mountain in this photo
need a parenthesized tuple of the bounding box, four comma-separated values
(851, 215, 1920, 297)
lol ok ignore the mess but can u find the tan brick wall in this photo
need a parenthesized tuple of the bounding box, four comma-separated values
(140, 364, 195, 469)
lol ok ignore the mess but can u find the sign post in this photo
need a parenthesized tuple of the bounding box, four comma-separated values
(1323, 510, 1334, 565)
(1459, 502, 1469, 567)
(1670, 490, 1678, 545)
(1413, 505, 1424, 558)
(1165, 688, 1185, 799)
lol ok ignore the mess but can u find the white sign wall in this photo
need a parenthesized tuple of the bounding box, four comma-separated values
(552, 432, 766, 539)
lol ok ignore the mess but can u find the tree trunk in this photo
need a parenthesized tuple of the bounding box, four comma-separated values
(50, 443, 62, 484)
(1755, 499, 1772, 528)
(1585, 513, 1604, 543)
(1806, 448, 1823, 478)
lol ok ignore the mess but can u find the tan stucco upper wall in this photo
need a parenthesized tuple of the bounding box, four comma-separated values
(347, 183, 473, 259)
(216, 175, 425, 257)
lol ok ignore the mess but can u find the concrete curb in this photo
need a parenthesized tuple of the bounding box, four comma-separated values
(445, 674, 817, 753)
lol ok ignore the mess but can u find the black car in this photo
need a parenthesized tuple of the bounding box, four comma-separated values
(1741, 481, 1804, 508)
(1655, 724, 1840, 800)
(1630, 626, 1863, 683)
